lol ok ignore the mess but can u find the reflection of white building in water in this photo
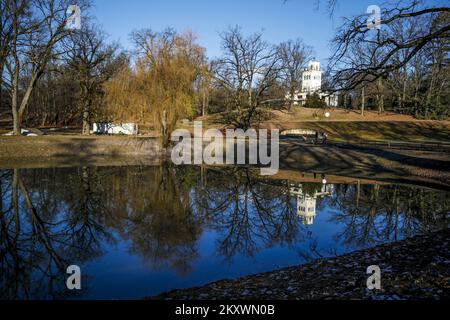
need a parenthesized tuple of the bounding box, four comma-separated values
(290, 183, 334, 225)
(285, 59, 339, 107)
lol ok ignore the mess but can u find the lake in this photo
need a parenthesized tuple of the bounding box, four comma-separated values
(0, 164, 448, 299)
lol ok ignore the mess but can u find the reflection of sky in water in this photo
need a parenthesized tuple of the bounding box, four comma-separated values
(0, 166, 448, 299)
(80, 203, 420, 299)
(81, 184, 445, 298)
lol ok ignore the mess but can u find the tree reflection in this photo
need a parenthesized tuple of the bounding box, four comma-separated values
(329, 183, 450, 247)
(189, 167, 303, 262)
(0, 168, 111, 299)
(106, 164, 203, 275)
(0, 165, 448, 299)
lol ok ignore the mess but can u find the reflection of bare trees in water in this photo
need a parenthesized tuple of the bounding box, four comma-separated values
(1, 165, 449, 298)
(329, 184, 450, 248)
(0, 168, 111, 299)
(0, 165, 204, 298)
(106, 164, 202, 276)
(189, 167, 303, 263)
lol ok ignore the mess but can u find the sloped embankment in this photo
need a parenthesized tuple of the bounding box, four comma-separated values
(154, 229, 450, 300)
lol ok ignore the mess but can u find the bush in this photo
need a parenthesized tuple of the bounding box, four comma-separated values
(304, 93, 327, 109)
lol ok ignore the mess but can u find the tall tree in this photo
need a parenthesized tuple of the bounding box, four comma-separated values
(328, 0, 450, 91)
(325, 0, 449, 118)
(0, 0, 14, 114)
(105, 29, 206, 146)
(214, 26, 280, 129)
(4, 0, 89, 135)
(67, 23, 123, 134)
(277, 38, 313, 110)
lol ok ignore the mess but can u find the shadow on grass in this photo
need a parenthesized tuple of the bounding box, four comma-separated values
(280, 121, 450, 143)
(278, 141, 450, 191)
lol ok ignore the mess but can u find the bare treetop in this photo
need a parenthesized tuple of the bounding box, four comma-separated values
(327, 0, 449, 91)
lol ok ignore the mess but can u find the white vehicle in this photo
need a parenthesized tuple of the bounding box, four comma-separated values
(93, 122, 138, 135)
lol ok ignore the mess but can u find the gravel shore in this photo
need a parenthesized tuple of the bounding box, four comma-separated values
(154, 229, 450, 300)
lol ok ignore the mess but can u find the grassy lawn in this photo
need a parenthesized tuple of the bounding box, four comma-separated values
(194, 108, 450, 144)
(288, 121, 450, 143)
(1, 107, 449, 144)
(264, 108, 450, 143)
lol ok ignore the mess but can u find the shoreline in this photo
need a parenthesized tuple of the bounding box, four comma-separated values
(1, 135, 449, 190)
(0, 135, 162, 159)
(153, 229, 450, 300)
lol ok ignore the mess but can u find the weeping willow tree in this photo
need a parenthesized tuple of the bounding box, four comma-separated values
(103, 65, 147, 123)
(104, 28, 206, 146)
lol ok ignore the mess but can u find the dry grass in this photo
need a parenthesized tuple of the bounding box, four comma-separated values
(275, 121, 450, 143)
(1, 107, 449, 143)
(270, 107, 418, 122)
(197, 108, 450, 143)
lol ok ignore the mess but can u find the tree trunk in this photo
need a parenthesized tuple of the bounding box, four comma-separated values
(11, 55, 21, 135)
(402, 68, 407, 109)
(202, 90, 207, 116)
(0, 63, 3, 114)
(361, 86, 365, 116)
(12, 100, 22, 136)
(288, 87, 295, 111)
(12, 169, 20, 234)
(160, 109, 168, 147)
(12, 107, 21, 135)
(82, 107, 90, 135)
(10, 61, 42, 135)
(356, 180, 361, 208)
(377, 78, 384, 114)
(426, 71, 436, 119)
(18, 72, 40, 124)
(41, 112, 48, 126)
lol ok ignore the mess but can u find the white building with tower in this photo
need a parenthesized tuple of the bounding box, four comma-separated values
(286, 59, 339, 107)
(290, 182, 334, 225)
(302, 59, 322, 93)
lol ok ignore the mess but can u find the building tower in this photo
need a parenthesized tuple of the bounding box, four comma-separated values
(297, 194, 317, 225)
(290, 182, 335, 226)
(285, 59, 338, 107)
(289, 185, 317, 225)
(302, 59, 322, 93)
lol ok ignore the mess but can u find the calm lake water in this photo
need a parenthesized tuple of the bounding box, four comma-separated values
(0, 165, 449, 299)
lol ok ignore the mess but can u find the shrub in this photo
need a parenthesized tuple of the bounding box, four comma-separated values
(304, 93, 327, 109)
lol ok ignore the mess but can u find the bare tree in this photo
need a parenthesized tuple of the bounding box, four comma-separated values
(327, 0, 450, 91)
(0, 0, 14, 114)
(198, 62, 213, 117)
(4, 0, 89, 135)
(277, 38, 313, 110)
(214, 26, 281, 129)
(67, 23, 123, 135)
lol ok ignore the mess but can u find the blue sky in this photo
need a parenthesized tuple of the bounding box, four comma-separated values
(92, 0, 379, 63)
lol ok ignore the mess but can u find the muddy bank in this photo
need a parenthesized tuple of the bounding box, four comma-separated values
(154, 229, 450, 300)
(0, 155, 163, 169)
(0, 135, 162, 161)
(1, 136, 449, 190)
